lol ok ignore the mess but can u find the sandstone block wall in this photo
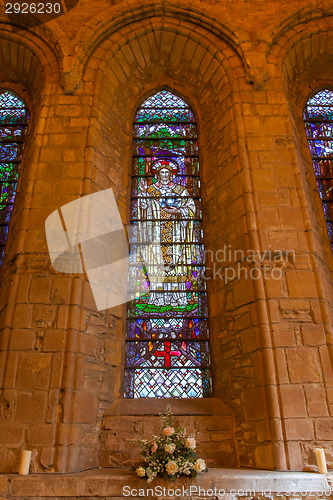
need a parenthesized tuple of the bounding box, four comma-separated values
(0, 0, 332, 474)
(100, 399, 237, 468)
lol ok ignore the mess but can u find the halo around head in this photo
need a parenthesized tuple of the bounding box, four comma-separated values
(151, 157, 178, 176)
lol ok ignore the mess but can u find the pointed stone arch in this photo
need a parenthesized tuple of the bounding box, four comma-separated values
(62, 3, 252, 93)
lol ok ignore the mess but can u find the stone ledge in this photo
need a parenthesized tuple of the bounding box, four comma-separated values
(0, 468, 332, 499)
(105, 398, 232, 416)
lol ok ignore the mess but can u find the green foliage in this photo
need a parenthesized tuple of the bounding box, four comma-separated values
(135, 303, 198, 313)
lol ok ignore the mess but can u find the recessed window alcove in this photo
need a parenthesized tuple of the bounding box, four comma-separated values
(125, 90, 212, 399)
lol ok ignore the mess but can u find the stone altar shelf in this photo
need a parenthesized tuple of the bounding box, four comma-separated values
(0, 468, 332, 499)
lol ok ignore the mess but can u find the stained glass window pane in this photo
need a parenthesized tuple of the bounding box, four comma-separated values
(0, 91, 29, 267)
(125, 90, 212, 398)
(303, 89, 333, 250)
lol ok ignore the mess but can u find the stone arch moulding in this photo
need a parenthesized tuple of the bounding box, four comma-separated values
(86, 17, 247, 102)
(266, 15, 333, 374)
(79, 16, 290, 472)
(0, 23, 61, 93)
(0, 26, 61, 279)
(0, 24, 61, 430)
(61, 2, 254, 94)
(266, 10, 333, 78)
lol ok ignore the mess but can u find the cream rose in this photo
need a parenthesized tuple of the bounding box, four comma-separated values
(165, 460, 179, 475)
(164, 443, 176, 454)
(185, 437, 196, 449)
(194, 458, 206, 472)
(136, 466, 146, 477)
(151, 441, 158, 453)
(163, 427, 174, 436)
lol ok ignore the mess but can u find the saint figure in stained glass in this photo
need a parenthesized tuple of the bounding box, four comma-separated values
(138, 158, 197, 307)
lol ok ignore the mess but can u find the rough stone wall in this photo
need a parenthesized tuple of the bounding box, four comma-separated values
(0, 0, 332, 474)
(99, 399, 237, 468)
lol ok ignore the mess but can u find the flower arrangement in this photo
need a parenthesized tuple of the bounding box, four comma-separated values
(131, 405, 208, 483)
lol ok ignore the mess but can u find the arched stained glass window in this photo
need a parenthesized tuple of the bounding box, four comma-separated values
(125, 90, 212, 398)
(0, 91, 29, 266)
(303, 89, 333, 249)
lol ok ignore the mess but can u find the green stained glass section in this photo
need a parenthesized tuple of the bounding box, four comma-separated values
(125, 90, 212, 398)
(0, 91, 29, 267)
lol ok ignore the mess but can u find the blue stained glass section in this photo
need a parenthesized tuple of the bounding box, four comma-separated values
(0, 91, 29, 267)
(304, 89, 333, 249)
(125, 91, 212, 398)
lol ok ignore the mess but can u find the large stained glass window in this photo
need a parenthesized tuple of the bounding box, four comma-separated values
(303, 89, 333, 249)
(125, 90, 212, 398)
(0, 91, 29, 266)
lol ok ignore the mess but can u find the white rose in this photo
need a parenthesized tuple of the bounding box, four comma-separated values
(165, 460, 179, 475)
(164, 443, 176, 453)
(195, 458, 206, 472)
(136, 466, 146, 477)
(163, 427, 174, 436)
(185, 437, 196, 449)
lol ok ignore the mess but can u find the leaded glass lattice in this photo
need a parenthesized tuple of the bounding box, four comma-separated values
(0, 91, 29, 266)
(125, 90, 212, 398)
(303, 89, 333, 249)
